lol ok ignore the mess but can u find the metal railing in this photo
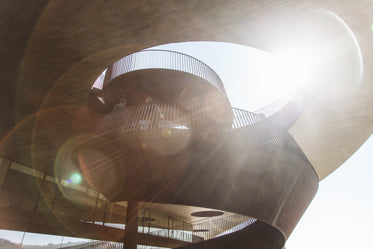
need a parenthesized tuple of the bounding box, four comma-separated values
(170, 214, 255, 241)
(114, 103, 190, 134)
(105, 49, 227, 95)
(88, 49, 310, 163)
(94, 102, 313, 161)
(231, 107, 264, 129)
(4, 159, 256, 247)
(269, 131, 311, 164)
(59, 216, 257, 249)
(60, 241, 170, 249)
(215, 218, 257, 238)
(96, 103, 264, 138)
(59, 241, 104, 249)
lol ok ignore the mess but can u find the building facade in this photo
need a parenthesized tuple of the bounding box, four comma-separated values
(0, 1, 372, 249)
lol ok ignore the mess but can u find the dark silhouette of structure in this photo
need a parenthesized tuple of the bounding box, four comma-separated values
(0, 1, 371, 249)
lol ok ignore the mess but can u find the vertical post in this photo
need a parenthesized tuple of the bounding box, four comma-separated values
(168, 216, 174, 238)
(33, 173, 46, 212)
(147, 209, 151, 234)
(0, 158, 11, 192)
(103, 200, 108, 226)
(171, 217, 174, 237)
(142, 208, 145, 233)
(142, 208, 151, 234)
(123, 201, 139, 249)
(182, 221, 187, 242)
(92, 192, 99, 224)
(18, 230, 26, 249)
(168, 216, 170, 238)
(60, 236, 64, 248)
(51, 178, 61, 210)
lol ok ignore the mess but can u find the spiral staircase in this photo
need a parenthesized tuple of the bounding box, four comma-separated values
(37, 49, 318, 249)
(0, 48, 318, 249)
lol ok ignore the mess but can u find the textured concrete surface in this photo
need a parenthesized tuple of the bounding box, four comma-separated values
(1, 0, 372, 180)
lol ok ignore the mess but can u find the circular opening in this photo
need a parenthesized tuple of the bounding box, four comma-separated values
(191, 211, 224, 217)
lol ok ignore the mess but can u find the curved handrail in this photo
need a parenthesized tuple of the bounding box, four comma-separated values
(77, 104, 315, 249)
(96, 103, 264, 135)
(59, 217, 257, 249)
(92, 100, 313, 169)
(92, 49, 227, 96)
(231, 107, 264, 129)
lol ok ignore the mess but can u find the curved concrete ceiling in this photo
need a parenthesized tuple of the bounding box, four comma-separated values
(1, 0, 373, 180)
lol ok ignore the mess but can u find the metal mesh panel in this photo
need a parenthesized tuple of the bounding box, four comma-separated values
(103, 50, 226, 95)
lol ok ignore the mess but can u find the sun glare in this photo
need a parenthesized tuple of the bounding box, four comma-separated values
(270, 51, 311, 94)
(92, 10, 362, 117)
(268, 9, 363, 97)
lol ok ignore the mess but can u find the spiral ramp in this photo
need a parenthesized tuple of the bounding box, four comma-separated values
(0, 47, 318, 249)
(57, 50, 319, 249)
(2, 1, 373, 248)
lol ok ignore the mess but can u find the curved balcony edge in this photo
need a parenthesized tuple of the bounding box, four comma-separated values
(92, 49, 228, 96)
(83, 130, 318, 240)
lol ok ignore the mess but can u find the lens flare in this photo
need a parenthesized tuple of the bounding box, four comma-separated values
(69, 172, 82, 184)
(162, 128, 172, 138)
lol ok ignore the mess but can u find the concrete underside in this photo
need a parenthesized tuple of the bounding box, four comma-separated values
(0, 0, 371, 247)
(1, 0, 372, 180)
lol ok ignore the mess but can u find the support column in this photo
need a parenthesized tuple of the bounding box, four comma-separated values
(103, 200, 108, 226)
(123, 201, 139, 249)
(0, 158, 11, 192)
(92, 192, 100, 224)
(33, 173, 46, 212)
